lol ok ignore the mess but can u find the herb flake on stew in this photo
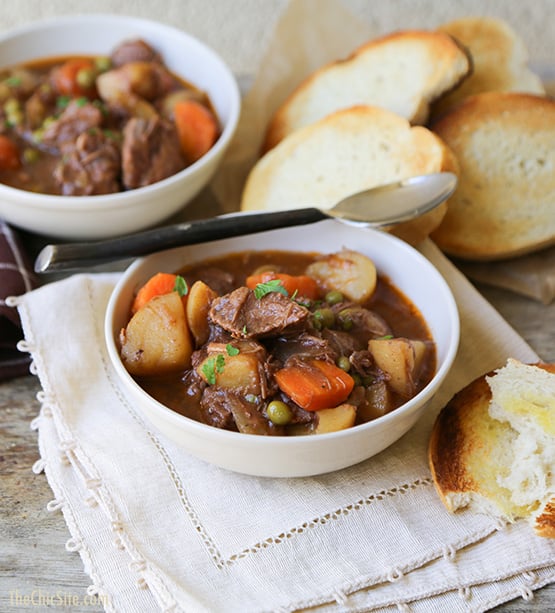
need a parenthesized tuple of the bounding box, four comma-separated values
(253, 279, 288, 299)
(202, 354, 226, 385)
(173, 275, 189, 297)
(226, 344, 239, 356)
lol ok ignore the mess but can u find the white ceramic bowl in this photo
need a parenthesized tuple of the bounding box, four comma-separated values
(105, 221, 460, 477)
(0, 14, 240, 239)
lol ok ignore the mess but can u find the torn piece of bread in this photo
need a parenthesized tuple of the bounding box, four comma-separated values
(429, 359, 555, 538)
(432, 16, 545, 118)
(430, 92, 555, 260)
(263, 30, 472, 151)
(241, 105, 458, 246)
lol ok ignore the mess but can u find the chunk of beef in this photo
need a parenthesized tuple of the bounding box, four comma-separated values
(209, 287, 310, 339)
(53, 129, 121, 195)
(268, 332, 336, 367)
(122, 116, 185, 189)
(335, 306, 391, 343)
(321, 328, 366, 355)
(349, 349, 388, 382)
(110, 39, 163, 67)
(41, 100, 103, 153)
(200, 386, 282, 435)
(189, 267, 236, 297)
(199, 386, 235, 429)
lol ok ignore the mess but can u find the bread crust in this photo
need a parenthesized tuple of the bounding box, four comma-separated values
(263, 29, 471, 151)
(433, 17, 544, 119)
(535, 498, 555, 539)
(430, 92, 555, 260)
(241, 105, 457, 246)
(429, 362, 555, 537)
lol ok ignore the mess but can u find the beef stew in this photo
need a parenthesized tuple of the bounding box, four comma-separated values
(119, 249, 437, 436)
(0, 39, 220, 195)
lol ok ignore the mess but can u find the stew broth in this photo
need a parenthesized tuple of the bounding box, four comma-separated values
(126, 250, 436, 435)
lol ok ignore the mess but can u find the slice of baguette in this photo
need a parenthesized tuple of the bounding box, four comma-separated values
(241, 105, 458, 246)
(429, 359, 555, 538)
(263, 30, 472, 151)
(432, 17, 545, 118)
(430, 92, 555, 260)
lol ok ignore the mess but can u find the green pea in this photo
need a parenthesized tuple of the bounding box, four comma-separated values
(22, 148, 40, 164)
(337, 310, 353, 331)
(42, 116, 56, 129)
(6, 109, 23, 126)
(336, 355, 351, 372)
(4, 98, 20, 114)
(31, 128, 44, 143)
(313, 307, 335, 330)
(266, 400, 293, 425)
(95, 56, 112, 72)
(325, 289, 344, 305)
(76, 67, 96, 89)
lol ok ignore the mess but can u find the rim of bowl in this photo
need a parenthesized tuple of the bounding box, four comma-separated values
(105, 227, 460, 448)
(0, 13, 241, 211)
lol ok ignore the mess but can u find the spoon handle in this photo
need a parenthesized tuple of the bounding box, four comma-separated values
(35, 207, 327, 273)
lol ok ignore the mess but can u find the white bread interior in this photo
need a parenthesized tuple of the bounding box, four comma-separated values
(242, 105, 458, 246)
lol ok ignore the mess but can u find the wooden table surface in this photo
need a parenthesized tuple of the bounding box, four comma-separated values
(1, 269, 554, 612)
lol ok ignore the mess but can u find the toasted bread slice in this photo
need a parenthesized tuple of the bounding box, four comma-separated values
(430, 92, 555, 260)
(263, 30, 472, 151)
(241, 105, 458, 246)
(429, 359, 555, 537)
(535, 498, 555, 539)
(432, 17, 545, 118)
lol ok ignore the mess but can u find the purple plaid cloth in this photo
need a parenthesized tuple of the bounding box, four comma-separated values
(0, 222, 39, 380)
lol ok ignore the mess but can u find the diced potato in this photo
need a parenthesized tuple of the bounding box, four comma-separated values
(368, 338, 428, 398)
(306, 249, 377, 303)
(120, 292, 193, 376)
(196, 351, 262, 394)
(186, 280, 217, 346)
(314, 403, 357, 433)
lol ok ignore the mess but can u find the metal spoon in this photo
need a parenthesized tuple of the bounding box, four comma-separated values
(34, 172, 456, 273)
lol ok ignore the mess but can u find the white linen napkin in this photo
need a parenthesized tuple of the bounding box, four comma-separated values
(12, 239, 555, 613)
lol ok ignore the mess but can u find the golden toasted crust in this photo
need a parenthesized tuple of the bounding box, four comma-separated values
(429, 362, 555, 535)
(432, 17, 544, 118)
(430, 92, 555, 260)
(263, 29, 472, 151)
(535, 498, 555, 539)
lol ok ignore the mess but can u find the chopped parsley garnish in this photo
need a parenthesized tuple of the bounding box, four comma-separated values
(56, 95, 71, 109)
(253, 279, 288, 299)
(226, 344, 239, 356)
(5, 76, 22, 87)
(173, 275, 189, 297)
(202, 354, 226, 385)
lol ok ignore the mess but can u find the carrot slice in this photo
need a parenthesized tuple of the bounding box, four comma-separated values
(52, 58, 97, 97)
(0, 135, 20, 170)
(275, 359, 355, 412)
(174, 99, 219, 163)
(246, 271, 319, 301)
(131, 272, 182, 314)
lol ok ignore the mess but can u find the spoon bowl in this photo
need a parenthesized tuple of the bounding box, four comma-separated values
(34, 172, 457, 272)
